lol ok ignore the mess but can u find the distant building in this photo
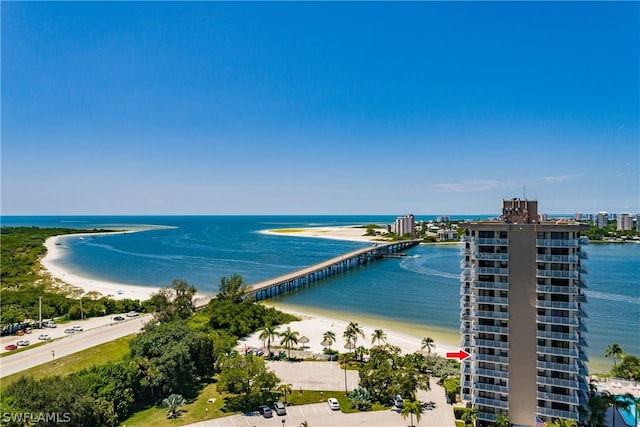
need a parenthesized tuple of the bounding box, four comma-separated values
(574, 213, 582, 221)
(459, 198, 589, 426)
(594, 212, 608, 228)
(586, 213, 593, 221)
(395, 214, 415, 236)
(437, 229, 457, 241)
(437, 215, 450, 223)
(636, 215, 640, 232)
(617, 213, 634, 231)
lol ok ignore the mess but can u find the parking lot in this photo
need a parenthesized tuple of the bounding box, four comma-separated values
(183, 361, 456, 427)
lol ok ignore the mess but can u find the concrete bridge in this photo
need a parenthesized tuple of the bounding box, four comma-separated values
(246, 239, 421, 301)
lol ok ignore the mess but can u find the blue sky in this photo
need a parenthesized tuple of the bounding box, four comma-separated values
(2, 2, 638, 215)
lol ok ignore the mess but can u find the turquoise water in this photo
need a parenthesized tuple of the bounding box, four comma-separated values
(618, 396, 639, 427)
(2, 215, 639, 370)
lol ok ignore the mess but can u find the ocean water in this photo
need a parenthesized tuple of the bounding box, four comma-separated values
(2, 215, 638, 372)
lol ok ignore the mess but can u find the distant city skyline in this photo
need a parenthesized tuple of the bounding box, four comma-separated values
(2, 2, 638, 215)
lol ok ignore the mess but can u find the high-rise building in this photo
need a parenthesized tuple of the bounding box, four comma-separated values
(395, 214, 415, 236)
(594, 212, 608, 228)
(617, 213, 634, 231)
(459, 198, 589, 426)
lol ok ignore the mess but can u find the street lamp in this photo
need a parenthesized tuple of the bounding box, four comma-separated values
(38, 296, 42, 329)
(281, 419, 285, 426)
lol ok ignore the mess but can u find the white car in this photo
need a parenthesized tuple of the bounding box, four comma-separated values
(17, 340, 30, 346)
(126, 311, 139, 317)
(71, 325, 83, 332)
(327, 398, 340, 411)
(38, 334, 51, 340)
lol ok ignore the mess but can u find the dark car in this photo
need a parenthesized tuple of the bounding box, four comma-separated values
(258, 405, 273, 418)
(394, 395, 404, 409)
(113, 316, 125, 321)
(5, 344, 18, 351)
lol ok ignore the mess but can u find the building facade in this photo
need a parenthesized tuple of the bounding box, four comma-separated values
(594, 212, 608, 228)
(395, 214, 415, 237)
(617, 213, 634, 231)
(459, 199, 589, 426)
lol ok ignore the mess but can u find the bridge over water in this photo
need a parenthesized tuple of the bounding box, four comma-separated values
(246, 239, 421, 301)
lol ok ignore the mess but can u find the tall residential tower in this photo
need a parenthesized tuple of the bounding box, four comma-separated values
(459, 199, 589, 426)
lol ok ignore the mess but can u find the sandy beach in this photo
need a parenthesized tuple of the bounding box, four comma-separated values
(39, 225, 461, 358)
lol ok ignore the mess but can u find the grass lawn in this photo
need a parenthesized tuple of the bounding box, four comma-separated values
(121, 383, 235, 427)
(1, 334, 134, 389)
(288, 390, 389, 414)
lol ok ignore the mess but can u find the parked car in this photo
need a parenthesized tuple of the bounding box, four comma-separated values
(126, 311, 139, 317)
(4, 344, 18, 351)
(327, 398, 340, 411)
(44, 321, 57, 328)
(16, 340, 30, 346)
(273, 401, 286, 416)
(258, 405, 273, 418)
(394, 395, 404, 408)
(113, 316, 125, 321)
(38, 334, 51, 340)
(71, 325, 83, 332)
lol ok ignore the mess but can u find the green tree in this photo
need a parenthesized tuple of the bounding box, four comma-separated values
(551, 419, 577, 427)
(277, 383, 293, 404)
(217, 274, 248, 302)
(279, 326, 299, 359)
(612, 354, 640, 380)
(343, 322, 365, 353)
(421, 337, 435, 354)
(162, 393, 186, 419)
(461, 407, 478, 427)
(580, 379, 608, 427)
(259, 324, 278, 358)
(605, 343, 625, 371)
(217, 353, 279, 403)
(322, 330, 336, 350)
(371, 329, 387, 346)
(495, 413, 510, 427)
(401, 400, 422, 427)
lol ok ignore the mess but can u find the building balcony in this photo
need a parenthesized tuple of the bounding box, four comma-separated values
(477, 412, 497, 422)
(537, 345, 578, 358)
(474, 339, 509, 350)
(474, 238, 509, 246)
(536, 360, 578, 374)
(536, 254, 580, 263)
(536, 284, 578, 295)
(474, 367, 509, 379)
(579, 250, 588, 259)
(475, 310, 509, 320)
(579, 237, 589, 245)
(536, 330, 579, 343)
(474, 325, 510, 335)
(472, 280, 509, 290)
(536, 269, 579, 279)
(472, 295, 509, 305)
(536, 239, 581, 248)
(474, 382, 509, 394)
(536, 300, 578, 310)
(460, 259, 471, 269)
(475, 354, 509, 364)
(460, 284, 472, 296)
(472, 396, 508, 409)
(576, 279, 588, 288)
(536, 391, 579, 405)
(536, 376, 579, 389)
(536, 315, 578, 326)
(537, 407, 579, 421)
(474, 252, 509, 261)
(578, 264, 589, 274)
(460, 247, 471, 256)
(475, 267, 509, 276)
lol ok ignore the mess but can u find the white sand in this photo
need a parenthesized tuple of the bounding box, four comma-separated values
(238, 307, 458, 357)
(260, 225, 389, 243)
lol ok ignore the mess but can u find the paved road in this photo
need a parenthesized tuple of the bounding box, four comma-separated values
(0, 314, 151, 378)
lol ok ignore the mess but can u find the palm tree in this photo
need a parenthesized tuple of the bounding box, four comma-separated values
(551, 419, 577, 427)
(495, 413, 510, 427)
(323, 330, 336, 349)
(259, 325, 278, 358)
(279, 326, 299, 359)
(299, 422, 309, 427)
(400, 400, 422, 427)
(162, 393, 186, 419)
(349, 386, 371, 410)
(604, 343, 625, 371)
(371, 329, 387, 346)
(461, 407, 478, 427)
(581, 378, 608, 427)
(277, 383, 293, 404)
(343, 322, 365, 353)
(421, 337, 435, 354)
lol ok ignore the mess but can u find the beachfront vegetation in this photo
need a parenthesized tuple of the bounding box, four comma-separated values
(0, 227, 141, 334)
(604, 343, 640, 380)
(583, 221, 640, 241)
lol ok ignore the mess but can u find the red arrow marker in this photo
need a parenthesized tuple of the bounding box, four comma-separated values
(446, 349, 471, 361)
